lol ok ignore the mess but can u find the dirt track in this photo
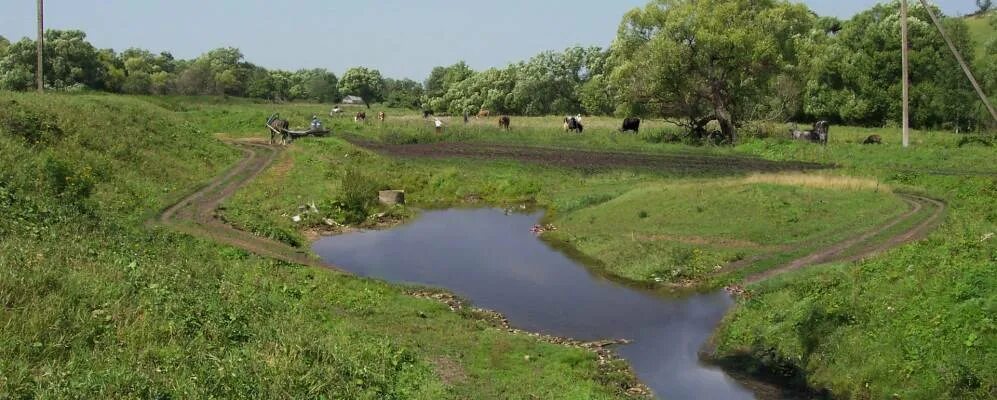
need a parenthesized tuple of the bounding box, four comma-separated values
(156, 139, 944, 285)
(346, 136, 830, 173)
(743, 194, 945, 284)
(157, 140, 330, 268)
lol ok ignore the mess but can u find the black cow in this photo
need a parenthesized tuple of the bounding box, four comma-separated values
(620, 117, 640, 133)
(423, 110, 434, 119)
(564, 117, 583, 133)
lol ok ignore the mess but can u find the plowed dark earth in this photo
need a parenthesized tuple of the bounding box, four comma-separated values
(345, 136, 830, 173)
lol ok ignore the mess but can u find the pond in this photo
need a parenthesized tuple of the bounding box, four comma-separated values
(312, 208, 758, 399)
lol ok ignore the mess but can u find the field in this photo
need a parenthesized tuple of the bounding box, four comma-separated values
(965, 11, 995, 60)
(1, 93, 993, 399)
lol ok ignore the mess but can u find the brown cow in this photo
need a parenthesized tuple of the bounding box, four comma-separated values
(498, 116, 511, 130)
(355, 112, 367, 123)
(377, 111, 386, 122)
(478, 109, 490, 118)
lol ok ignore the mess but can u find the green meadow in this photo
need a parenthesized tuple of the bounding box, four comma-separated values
(1, 93, 994, 399)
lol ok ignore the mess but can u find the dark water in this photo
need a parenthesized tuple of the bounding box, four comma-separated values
(313, 208, 756, 399)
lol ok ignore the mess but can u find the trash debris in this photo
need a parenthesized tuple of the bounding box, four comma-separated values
(530, 224, 558, 235)
(291, 215, 302, 223)
(723, 284, 751, 299)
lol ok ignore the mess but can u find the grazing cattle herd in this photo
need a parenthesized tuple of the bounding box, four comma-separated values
(275, 106, 883, 148)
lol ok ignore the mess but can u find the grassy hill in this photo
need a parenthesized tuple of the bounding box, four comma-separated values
(0, 93, 632, 399)
(964, 11, 995, 60)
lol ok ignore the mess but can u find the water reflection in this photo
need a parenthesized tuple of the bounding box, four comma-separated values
(313, 208, 756, 399)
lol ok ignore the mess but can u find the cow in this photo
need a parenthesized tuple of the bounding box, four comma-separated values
(620, 117, 640, 133)
(423, 110, 434, 119)
(355, 112, 367, 123)
(378, 111, 386, 122)
(813, 120, 829, 145)
(266, 114, 291, 145)
(329, 106, 342, 116)
(791, 121, 829, 145)
(564, 116, 583, 133)
(863, 134, 883, 145)
(498, 116, 511, 130)
(478, 109, 490, 118)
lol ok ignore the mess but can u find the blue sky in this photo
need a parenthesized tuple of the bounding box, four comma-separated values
(0, 1, 980, 80)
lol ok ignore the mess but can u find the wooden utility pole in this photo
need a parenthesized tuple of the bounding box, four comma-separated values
(36, 0, 44, 93)
(901, 0, 910, 147)
(917, 0, 997, 125)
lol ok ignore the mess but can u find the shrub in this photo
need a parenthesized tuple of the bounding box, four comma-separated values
(334, 167, 381, 225)
(0, 100, 64, 144)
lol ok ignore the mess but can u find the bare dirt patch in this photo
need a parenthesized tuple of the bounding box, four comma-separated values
(345, 136, 830, 174)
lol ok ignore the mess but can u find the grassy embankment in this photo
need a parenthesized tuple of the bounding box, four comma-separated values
(965, 10, 994, 60)
(712, 131, 995, 398)
(0, 92, 638, 399)
(179, 99, 906, 287)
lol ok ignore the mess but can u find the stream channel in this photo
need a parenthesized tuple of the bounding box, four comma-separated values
(312, 208, 762, 399)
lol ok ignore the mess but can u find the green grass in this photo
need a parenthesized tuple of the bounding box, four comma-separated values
(0, 92, 630, 399)
(965, 11, 995, 61)
(5, 93, 992, 399)
(215, 111, 904, 288)
(187, 97, 993, 399)
(550, 180, 903, 284)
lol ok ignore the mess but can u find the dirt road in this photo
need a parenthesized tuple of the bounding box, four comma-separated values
(743, 194, 945, 284)
(157, 140, 330, 268)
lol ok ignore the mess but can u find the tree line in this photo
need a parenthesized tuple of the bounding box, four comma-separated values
(1, 0, 994, 134)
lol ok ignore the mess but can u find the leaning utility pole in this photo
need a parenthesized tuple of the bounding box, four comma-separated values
(36, 0, 44, 93)
(901, 0, 910, 147)
(917, 0, 997, 124)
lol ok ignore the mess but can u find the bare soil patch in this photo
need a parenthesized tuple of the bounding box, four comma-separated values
(345, 136, 830, 174)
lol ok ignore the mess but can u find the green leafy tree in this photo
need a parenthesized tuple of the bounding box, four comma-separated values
(0, 30, 105, 91)
(801, 1, 977, 128)
(0, 35, 9, 55)
(611, 0, 813, 142)
(296, 69, 339, 102)
(423, 62, 475, 112)
(338, 67, 385, 108)
(383, 78, 424, 109)
(978, 0, 992, 14)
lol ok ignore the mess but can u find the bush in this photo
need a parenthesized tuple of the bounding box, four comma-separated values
(334, 167, 381, 225)
(743, 121, 783, 139)
(0, 100, 64, 144)
(957, 135, 994, 147)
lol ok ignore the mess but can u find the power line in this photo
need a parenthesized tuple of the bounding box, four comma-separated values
(917, 0, 997, 125)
